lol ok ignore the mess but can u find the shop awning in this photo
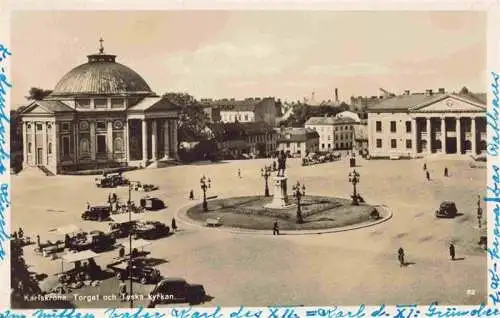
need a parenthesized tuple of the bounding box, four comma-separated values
(62, 250, 99, 263)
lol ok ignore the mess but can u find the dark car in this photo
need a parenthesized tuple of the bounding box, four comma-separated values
(109, 221, 136, 239)
(134, 221, 170, 240)
(147, 278, 206, 307)
(69, 230, 116, 252)
(140, 197, 165, 211)
(107, 258, 161, 284)
(435, 201, 458, 218)
(82, 205, 111, 221)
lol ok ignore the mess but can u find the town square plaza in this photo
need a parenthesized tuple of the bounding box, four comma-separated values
(12, 156, 486, 307)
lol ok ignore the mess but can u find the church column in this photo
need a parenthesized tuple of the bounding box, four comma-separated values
(22, 122, 28, 168)
(124, 120, 129, 161)
(440, 117, 446, 154)
(90, 121, 96, 160)
(151, 120, 157, 161)
(471, 116, 477, 155)
(42, 122, 48, 165)
(54, 123, 60, 166)
(74, 121, 79, 164)
(172, 119, 178, 159)
(456, 117, 462, 154)
(163, 119, 170, 159)
(141, 119, 148, 162)
(107, 120, 113, 160)
(426, 117, 431, 154)
(411, 118, 417, 155)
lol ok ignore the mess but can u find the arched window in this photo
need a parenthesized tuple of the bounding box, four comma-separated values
(48, 143, 52, 154)
(114, 137, 123, 152)
(80, 138, 90, 153)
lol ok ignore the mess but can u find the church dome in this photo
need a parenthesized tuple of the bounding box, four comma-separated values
(50, 41, 154, 97)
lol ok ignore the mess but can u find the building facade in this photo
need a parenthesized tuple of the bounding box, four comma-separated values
(276, 128, 319, 157)
(305, 116, 356, 151)
(216, 97, 279, 126)
(367, 90, 486, 158)
(20, 43, 180, 174)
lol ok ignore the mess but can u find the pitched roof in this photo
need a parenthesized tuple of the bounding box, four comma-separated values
(367, 92, 486, 112)
(21, 100, 75, 114)
(305, 116, 356, 126)
(127, 97, 181, 112)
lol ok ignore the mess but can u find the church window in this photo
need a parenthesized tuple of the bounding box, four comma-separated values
(76, 99, 91, 109)
(111, 98, 124, 109)
(62, 123, 70, 132)
(94, 98, 107, 109)
(36, 124, 43, 131)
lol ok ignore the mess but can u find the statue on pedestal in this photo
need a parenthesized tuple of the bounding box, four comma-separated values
(277, 150, 287, 177)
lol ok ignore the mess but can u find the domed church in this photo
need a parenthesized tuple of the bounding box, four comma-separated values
(20, 39, 180, 174)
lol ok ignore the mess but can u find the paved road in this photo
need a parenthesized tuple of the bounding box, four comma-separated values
(12, 156, 487, 307)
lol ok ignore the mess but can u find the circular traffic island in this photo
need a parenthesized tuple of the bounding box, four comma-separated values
(186, 195, 387, 232)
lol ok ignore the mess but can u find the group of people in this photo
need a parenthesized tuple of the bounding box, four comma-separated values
(397, 243, 457, 267)
(423, 163, 449, 181)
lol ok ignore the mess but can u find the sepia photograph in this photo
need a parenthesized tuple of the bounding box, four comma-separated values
(9, 10, 487, 309)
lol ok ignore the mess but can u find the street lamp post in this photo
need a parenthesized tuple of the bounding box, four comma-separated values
(477, 194, 483, 229)
(200, 175, 211, 212)
(261, 166, 271, 197)
(127, 181, 135, 308)
(292, 181, 306, 224)
(348, 169, 361, 206)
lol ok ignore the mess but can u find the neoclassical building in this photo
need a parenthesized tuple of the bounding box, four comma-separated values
(367, 89, 486, 158)
(20, 41, 180, 174)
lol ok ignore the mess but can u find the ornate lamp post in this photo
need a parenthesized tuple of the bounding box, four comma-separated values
(261, 166, 271, 197)
(292, 181, 306, 224)
(200, 175, 211, 212)
(477, 194, 483, 229)
(348, 169, 361, 205)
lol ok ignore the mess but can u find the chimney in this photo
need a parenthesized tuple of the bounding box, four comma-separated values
(404, 90, 410, 95)
(335, 88, 339, 102)
(438, 88, 445, 94)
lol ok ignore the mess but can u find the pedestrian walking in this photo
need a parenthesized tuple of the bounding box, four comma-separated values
(398, 247, 405, 267)
(119, 282, 127, 302)
(423, 163, 427, 170)
(449, 243, 456, 261)
(273, 221, 280, 235)
(108, 193, 112, 204)
(189, 189, 194, 200)
(426, 170, 430, 181)
(171, 218, 178, 232)
(112, 193, 117, 203)
(86, 202, 90, 210)
(238, 169, 241, 178)
(18, 228, 24, 239)
(118, 246, 125, 258)
(36, 235, 40, 247)
(444, 167, 448, 177)
(64, 234, 70, 249)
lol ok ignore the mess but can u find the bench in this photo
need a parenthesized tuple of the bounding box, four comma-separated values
(206, 218, 222, 227)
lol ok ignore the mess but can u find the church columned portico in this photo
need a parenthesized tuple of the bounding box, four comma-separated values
(412, 114, 485, 155)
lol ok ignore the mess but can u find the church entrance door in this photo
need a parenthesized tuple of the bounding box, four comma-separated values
(37, 148, 43, 165)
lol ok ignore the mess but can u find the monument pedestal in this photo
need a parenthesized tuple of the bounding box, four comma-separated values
(265, 176, 295, 209)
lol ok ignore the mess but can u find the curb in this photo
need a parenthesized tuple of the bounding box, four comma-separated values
(175, 199, 393, 236)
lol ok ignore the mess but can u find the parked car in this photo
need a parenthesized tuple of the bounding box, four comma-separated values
(95, 173, 129, 188)
(134, 221, 170, 240)
(435, 201, 458, 218)
(147, 277, 206, 307)
(82, 205, 111, 221)
(69, 230, 116, 252)
(109, 221, 136, 239)
(107, 258, 161, 284)
(140, 197, 165, 211)
(133, 182, 159, 192)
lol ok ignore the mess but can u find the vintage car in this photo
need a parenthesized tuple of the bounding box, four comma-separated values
(81, 205, 111, 221)
(140, 197, 165, 211)
(133, 182, 159, 192)
(95, 173, 129, 188)
(69, 230, 116, 252)
(147, 277, 207, 307)
(435, 201, 458, 218)
(107, 258, 161, 284)
(108, 221, 136, 239)
(134, 221, 170, 240)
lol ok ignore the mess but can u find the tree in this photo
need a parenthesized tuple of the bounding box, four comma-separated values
(26, 87, 52, 101)
(162, 92, 210, 142)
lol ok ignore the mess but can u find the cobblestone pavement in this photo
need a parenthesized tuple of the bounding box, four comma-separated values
(12, 156, 487, 307)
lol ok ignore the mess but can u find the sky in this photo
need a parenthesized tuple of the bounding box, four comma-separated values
(11, 10, 486, 107)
